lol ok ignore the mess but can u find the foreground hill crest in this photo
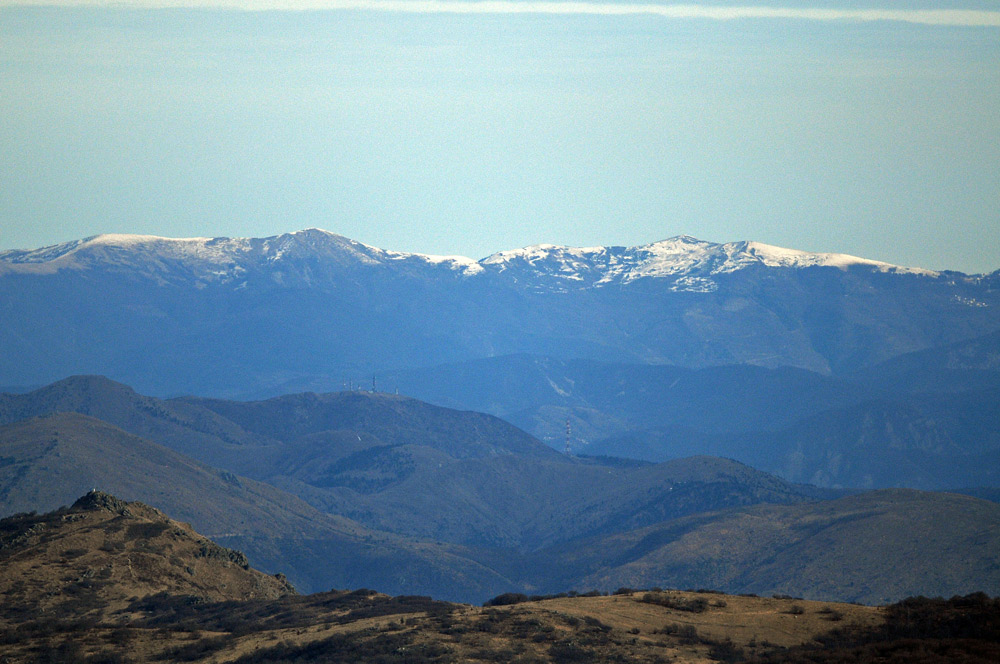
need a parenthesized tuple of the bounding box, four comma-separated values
(72, 489, 134, 515)
(0, 490, 295, 624)
(3, 494, 997, 664)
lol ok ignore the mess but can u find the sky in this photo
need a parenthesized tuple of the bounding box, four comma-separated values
(1, 1, 998, 273)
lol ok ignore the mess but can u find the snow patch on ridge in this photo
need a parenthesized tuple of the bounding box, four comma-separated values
(730, 241, 936, 275)
(381, 248, 485, 275)
(624, 236, 720, 281)
(482, 244, 623, 285)
(0, 228, 486, 278)
(0, 230, 941, 285)
(478, 235, 939, 291)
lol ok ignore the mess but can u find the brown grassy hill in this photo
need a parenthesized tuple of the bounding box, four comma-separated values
(4, 497, 997, 664)
(122, 590, 882, 664)
(0, 490, 294, 627)
(2, 573, 884, 664)
(5, 588, 990, 664)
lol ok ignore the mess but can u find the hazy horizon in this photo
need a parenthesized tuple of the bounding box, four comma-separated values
(2, 2, 998, 273)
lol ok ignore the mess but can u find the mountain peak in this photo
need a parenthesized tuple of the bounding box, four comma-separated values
(28, 374, 142, 402)
(0, 375, 155, 429)
(72, 489, 135, 515)
(1, 491, 295, 623)
(288, 227, 338, 237)
(1, 230, 941, 279)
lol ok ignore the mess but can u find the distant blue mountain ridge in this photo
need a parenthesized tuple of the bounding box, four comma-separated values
(1, 229, 997, 400)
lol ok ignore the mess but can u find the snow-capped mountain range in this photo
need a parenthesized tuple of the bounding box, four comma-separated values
(479, 235, 937, 291)
(0, 229, 996, 397)
(0, 228, 937, 292)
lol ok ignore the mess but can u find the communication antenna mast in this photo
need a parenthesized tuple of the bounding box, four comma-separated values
(565, 419, 572, 455)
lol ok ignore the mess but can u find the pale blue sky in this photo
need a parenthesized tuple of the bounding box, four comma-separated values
(1, 4, 998, 272)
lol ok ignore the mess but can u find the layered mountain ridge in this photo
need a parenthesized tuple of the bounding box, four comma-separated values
(382, 334, 1000, 490)
(3, 376, 1000, 605)
(480, 235, 940, 291)
(0, 229, 482, 284)
(0, 229, 946, 290)
(2, 229, 996, 396)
